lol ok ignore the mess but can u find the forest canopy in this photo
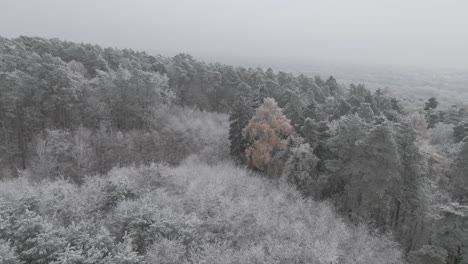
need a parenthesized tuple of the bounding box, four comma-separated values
(1, 36, 468, 264)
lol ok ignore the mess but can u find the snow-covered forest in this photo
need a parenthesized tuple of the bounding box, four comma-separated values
(1, 36, 468, 264)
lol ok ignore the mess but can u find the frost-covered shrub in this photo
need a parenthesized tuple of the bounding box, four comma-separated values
(405, 112, 428, 136)
(156, 107, 229, 165)
(106, 235, 143, 264)
(282, 143, 321, 198)
(0, 201, 66, 264)
(0, 240, 22, 264)
(408, 245, 447, 264)
(339, 227, 405, 264)
(429, 123, 454, 145)
(144, 238, 187, 264)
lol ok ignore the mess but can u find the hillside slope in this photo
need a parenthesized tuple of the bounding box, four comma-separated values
(0, 158, 404, 264)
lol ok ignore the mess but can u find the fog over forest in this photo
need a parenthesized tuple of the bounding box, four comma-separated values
(1, 1, 468, 264)
(2, 0, 468, 70)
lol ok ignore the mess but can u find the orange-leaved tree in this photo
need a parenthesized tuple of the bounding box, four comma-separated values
(242, 98, 293, 173)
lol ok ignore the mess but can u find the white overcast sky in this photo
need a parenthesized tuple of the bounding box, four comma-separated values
(1, 0, 468, 70)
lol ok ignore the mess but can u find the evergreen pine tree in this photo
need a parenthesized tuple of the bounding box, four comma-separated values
(301, 118, 319, 148)
(284, 94, 305, 129)
(450, 139, 468, 202)
(357, 102, 375, 122)
(425, 97, 439, 111)
(228, 95, 254, 163)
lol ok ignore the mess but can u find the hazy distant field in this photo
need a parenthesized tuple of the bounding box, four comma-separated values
(224, 56, 468, 109)
(305, 64, 468, 108)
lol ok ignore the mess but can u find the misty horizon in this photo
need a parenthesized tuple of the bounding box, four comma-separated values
(1, 0, 468, 71)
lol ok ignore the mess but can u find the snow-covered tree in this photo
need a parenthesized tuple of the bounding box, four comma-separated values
(282, 143, 320, 198)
